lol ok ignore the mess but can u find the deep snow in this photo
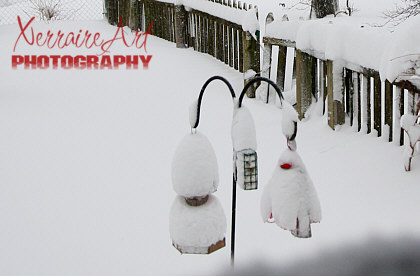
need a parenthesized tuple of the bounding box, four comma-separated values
(1, 16, 420, 276)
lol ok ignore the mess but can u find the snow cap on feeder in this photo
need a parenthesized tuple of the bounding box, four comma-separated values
(170, 195, 226, 254)
(260, 149, 322, 238)
(281, 101, 298, 151)
(231, 100, 258, 190)
(171, 132, 219, 198)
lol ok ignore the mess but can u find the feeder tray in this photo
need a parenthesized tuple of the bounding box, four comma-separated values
(172, 238, 226, 254)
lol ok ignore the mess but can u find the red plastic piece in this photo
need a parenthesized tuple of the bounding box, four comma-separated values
(280, 163, 292, 169)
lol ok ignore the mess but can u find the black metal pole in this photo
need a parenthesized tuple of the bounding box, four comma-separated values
(231, 175, 237, 267)
(192, 76, 236, 129)
(238, 76, 284, 108)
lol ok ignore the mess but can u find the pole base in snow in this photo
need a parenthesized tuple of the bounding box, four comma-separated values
(172, 238, 226, 255)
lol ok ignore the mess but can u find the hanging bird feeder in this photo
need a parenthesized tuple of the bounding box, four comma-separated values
(234, 149, 258, 190)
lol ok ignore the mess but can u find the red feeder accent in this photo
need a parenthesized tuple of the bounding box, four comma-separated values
(268, 213, 275, 223)
(280, 163, 292, 169)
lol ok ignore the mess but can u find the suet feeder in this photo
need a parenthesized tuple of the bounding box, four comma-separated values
(234, 149, 258, 190)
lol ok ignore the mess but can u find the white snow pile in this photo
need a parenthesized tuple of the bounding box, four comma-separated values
(231, 104, 258, 190)
(157, 0, 250, 27)
(241, 7, 260, 35)
(281, 101, 299, 139)
(261, 149, 321, 238)
(172, 132, 219, 198)
(189, 99, 199, 128)
(380, 15, 420, 85)
(265, 14, 420, 87)
(243, 69, 257, 80)
(169, 195, 226, 254)
(231, 104, 257, 151)
(401, 114, 420, 147)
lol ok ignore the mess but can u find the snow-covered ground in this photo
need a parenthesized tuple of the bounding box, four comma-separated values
(1, 13, 420, 276)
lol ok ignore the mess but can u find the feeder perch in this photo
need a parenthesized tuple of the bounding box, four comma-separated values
(234, 149, 258, 190)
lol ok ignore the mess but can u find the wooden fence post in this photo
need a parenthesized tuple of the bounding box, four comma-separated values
(260, 42, 273, 103)
(361, 75, 371, 134)
(175, 5, 188, 48)
(385, 80, 393, 142)
(276, 45, 287, 92)
(327, 60, 345, 129)
(296, 50, 316, 119)
(393, 87, 403, 145)
(353, 72, 361, 131)
(233, 28, 239, 70)
(373, 76, 382, 136)
(243, 31, 255, 97)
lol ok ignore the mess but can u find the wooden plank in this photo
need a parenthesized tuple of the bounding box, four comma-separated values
(398, 88, 405, 145)
(261, 43, 273, 103)
(239, 31, 244, 72)
(233, 28, 239, 70)
(224, 24, 229, 64)
(346, 69, 354, 126)
(296, 50, 315, 119)
(327, 60, 345, 129)
(229, 26, 234, 67)
(385, 80, 393, 142)
(354, 72, 361, 131)
(364, 75, 372, 134)
(373, 76, 382, 136)
(174, 5, 187, 48)
(208, 18, 215, 57)
(276, 45, 287, 92)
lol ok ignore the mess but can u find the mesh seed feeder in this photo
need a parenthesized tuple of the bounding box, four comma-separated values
(231, 103, 258, 190)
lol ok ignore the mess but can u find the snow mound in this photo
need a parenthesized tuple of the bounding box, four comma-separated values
(189, 99, 199, 128)
(242, 7, 260, 34)
(261, 150, 321, 238)
(281, 101, 298, 139)
(172, 132, 219, 198)
(401, 114, 420, 147)
(380, 15, 420, 84)
(231, 105, 257, 151)
(169, 195, 226, 252)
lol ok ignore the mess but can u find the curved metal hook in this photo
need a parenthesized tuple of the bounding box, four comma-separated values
(192, 76, 236, 129)
(238, 77, 284, 108)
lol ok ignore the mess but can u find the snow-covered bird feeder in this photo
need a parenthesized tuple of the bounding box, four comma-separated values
(170, 131, 226, 254)
(169, 195, 226, 254)
(231, 103, 258, 190)
(235, 149, 258, 190)
(260, 149, 321, 238)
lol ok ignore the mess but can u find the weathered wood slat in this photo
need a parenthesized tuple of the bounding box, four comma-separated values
(296, 50, 316, 119)
(223, 24, 229, 64)
(327, 60, 345, 129)
(276, 45, 287, 92)
(373, 76, 382, 137)
(385, 80, 393, 142)
(234, 28, 239, 70)
(229, 26, 234, 67)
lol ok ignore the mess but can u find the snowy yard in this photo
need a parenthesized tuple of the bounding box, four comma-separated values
(1, 16, 420, 276)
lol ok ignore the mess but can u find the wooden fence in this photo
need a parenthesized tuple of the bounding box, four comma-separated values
(262, 34, 419, 145)
(105, 0, 420, 145)
(106, 0, 261, 96)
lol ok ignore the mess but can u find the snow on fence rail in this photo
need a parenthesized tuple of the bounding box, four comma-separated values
(262, 15, 420, 146)
(106, 0, 261, 96)
(107, 1, 420, 148)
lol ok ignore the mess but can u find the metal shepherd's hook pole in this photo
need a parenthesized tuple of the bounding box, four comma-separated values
(193, 76, 285, 269)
